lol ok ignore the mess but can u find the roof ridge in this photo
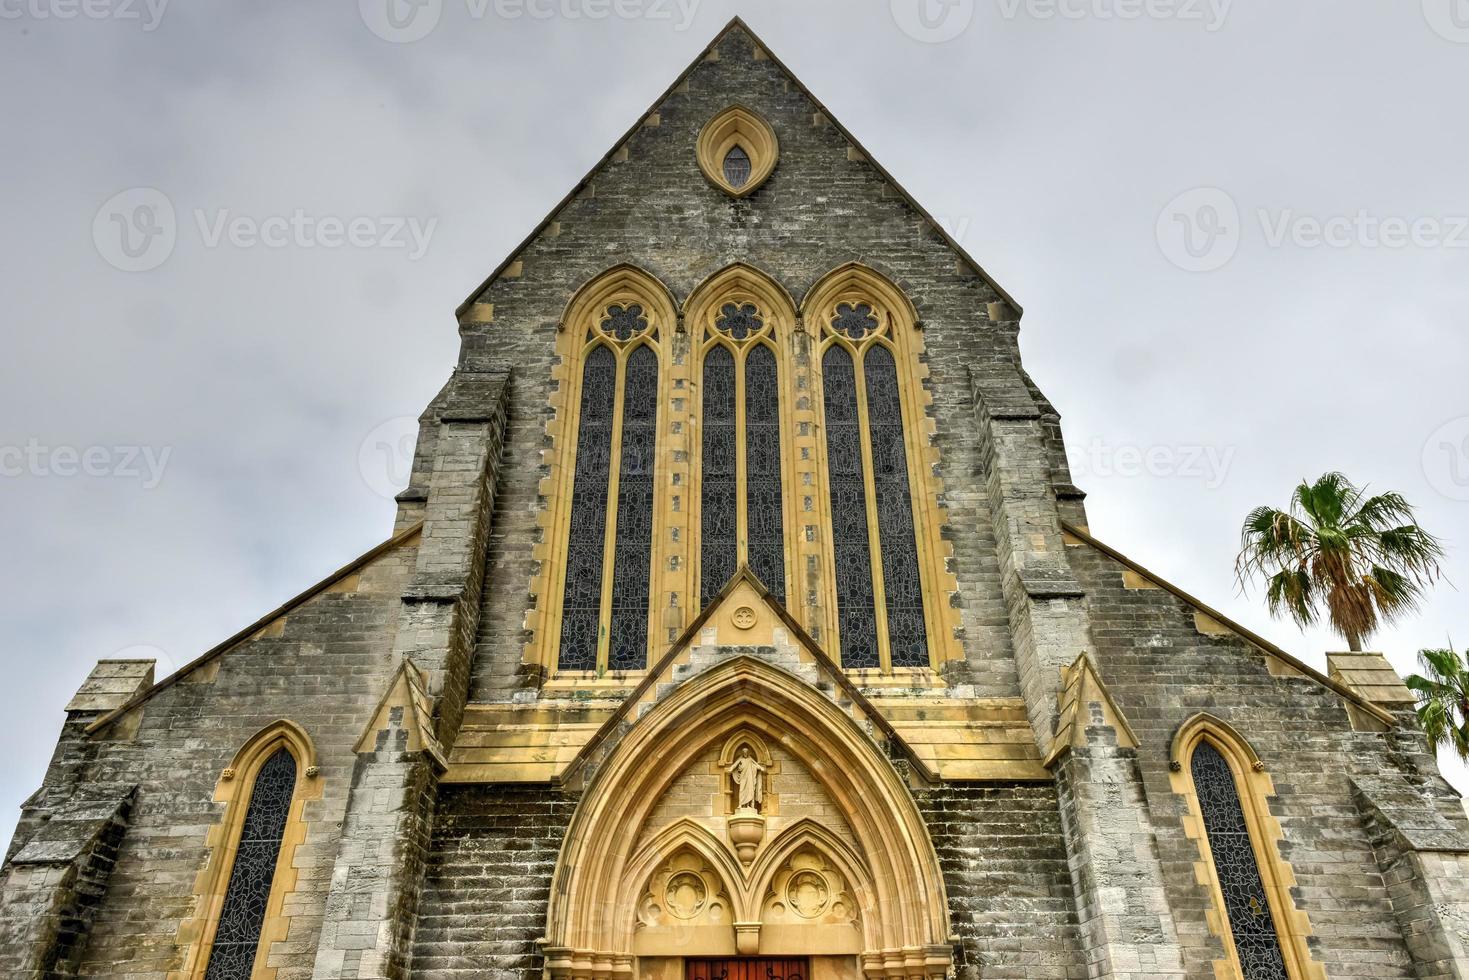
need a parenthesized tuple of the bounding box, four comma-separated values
(453, 15, 1020, 320)
(1059, 520, 1395, 727)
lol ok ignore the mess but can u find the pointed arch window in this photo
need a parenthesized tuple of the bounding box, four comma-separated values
(696, 295, 788, 608)
(554, 283, 666, 673)
(182, 721, 318, 980)
(815, 296, 929, 670)
(1172, 716, 1318, 980)
(205, 748, 297, 979)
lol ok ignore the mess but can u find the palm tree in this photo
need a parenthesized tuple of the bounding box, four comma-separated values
(1406, 647, 1469, 762)
(1235, 472, 1444, 651)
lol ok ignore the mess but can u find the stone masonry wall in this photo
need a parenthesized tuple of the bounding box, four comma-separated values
(1068, 539, 1444, 979)
(4, 537, 421, 978)
(914, 783, 1085, 980)
(411, 785, 579, 979)
(460, 25, 1024, 701)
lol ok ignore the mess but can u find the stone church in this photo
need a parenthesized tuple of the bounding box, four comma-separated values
(6, 17, 1469, 980)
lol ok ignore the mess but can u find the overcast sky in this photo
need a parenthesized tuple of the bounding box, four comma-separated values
(3, 0, 1467, 851)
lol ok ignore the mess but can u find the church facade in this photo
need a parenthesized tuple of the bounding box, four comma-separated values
(5, 19, 1469, 980)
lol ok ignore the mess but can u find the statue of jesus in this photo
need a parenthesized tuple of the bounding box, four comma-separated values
(727, 746, 767, 812)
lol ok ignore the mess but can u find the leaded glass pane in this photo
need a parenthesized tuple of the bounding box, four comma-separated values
(608, 344, 658, 670)
(601, 303, 647, 341)
(557, 345, 617, 671)
(822, 345, 879, 669)
(863, 345, 928, 667)
(204, 747, 297, 980)
(831, 302, 878, 341)
(1191, 742, 1290, 980)
(701, 345, 738, 607)
(744, 344, 786, 606)
(723, 146, 752, 188)
(715, 302, 762, 340)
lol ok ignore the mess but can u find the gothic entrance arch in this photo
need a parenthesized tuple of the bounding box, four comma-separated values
(543, 656, 952, 980)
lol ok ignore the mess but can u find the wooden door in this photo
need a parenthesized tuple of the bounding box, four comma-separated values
(686, 959, 808, 980)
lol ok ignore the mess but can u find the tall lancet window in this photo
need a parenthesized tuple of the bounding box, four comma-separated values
(816, 291, 930, 670)
(697, 293, 788, 607)
(204, 747, 298, 980)
(1191, 740, 1290, 979)
(555, 291, 663, 672)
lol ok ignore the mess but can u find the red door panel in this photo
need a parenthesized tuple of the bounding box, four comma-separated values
(686, 959, 808, 980)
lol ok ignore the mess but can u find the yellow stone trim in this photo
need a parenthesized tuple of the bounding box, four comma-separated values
(696, 104, 779, 198)
(1168, 714, 1323, 980)
(801, 263, 962, 672)
(527, 265, 679, 677)
(685, 264, 802, 626)
(172, 720, 322, 980)
(544, 655, 951, 972)
(1044, 653, 1138, 767)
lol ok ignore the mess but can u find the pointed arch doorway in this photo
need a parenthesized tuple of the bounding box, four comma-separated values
(543, 654, 953, 980)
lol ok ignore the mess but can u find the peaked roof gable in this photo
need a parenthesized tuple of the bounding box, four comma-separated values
(455, 16, 1021, 321)
(557, 564, 938, 787)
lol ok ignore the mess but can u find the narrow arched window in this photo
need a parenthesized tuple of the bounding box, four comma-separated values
(816, 297, 929, 670)
(697, 296, 787, 608)
(204, 747, 297, 979)
(554, 289, 665, 674)
(722, 146, 752, 188)
(1190, 740, 1290, 979)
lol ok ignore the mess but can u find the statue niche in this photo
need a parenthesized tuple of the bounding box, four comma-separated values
(719, 734, 772, 866)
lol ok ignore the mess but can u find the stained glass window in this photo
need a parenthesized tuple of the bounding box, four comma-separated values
(204, 747, 297, 980)
(822, 345, 879, 668)
(864, 346, 927, 666)
(607, 344, 658, 670)
(701, 346, 738, 607)
(722, 146, 752, 188)
(744, 344, 786, 606)
(557, 345, 617, 671)
(1191, 741, 1289, 980)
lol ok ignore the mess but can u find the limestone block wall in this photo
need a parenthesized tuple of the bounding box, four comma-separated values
(1, 536, 418, 978)
(1066, 537, 1465, 979)
(913, 784, 1084, 980)
(412, 786, 579, 980)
